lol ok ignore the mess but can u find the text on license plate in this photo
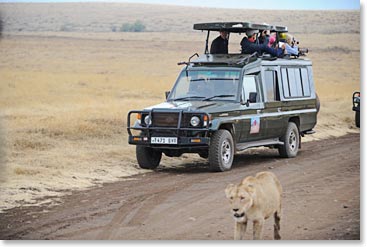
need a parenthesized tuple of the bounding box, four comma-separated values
(151, 137, 178, 144)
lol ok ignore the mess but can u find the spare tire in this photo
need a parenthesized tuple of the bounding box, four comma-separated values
(316, 93, 320, 114)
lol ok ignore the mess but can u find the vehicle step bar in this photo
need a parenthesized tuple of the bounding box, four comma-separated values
(236, 138, 284, 152)
(303, 130, 316, 135)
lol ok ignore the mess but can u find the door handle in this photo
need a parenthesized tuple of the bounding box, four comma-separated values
(257, 109, 262, 114)
(277, 107, 282, 112)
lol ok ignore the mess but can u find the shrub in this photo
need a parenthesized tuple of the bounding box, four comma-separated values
(120, 20, 146, 32)
(60, 24, 72, 32)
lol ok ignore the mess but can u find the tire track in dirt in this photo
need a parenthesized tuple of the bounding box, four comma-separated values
(69, 174, 209, 239)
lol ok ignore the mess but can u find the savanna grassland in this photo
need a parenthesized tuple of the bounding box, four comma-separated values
(0, 3, 360, 212)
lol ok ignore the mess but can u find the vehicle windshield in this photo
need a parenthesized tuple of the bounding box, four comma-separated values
(168, 70, 241, 101)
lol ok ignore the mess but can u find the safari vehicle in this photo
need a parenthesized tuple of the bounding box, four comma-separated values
(127, 22, 319, 172)
(352, 91, 360, 128)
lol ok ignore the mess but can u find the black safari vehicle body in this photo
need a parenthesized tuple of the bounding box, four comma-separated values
(127, 22, 319, 172)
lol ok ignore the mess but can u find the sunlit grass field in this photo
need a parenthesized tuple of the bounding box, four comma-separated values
(0, 3, 360, 212)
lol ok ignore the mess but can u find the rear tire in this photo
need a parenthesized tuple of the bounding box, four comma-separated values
(209, 129, 234, 172)
(278, 122, 299, 158)
(355, 111, 360, 128)
(136, 146, 162, 169)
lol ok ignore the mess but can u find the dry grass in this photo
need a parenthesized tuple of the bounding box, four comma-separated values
(0, 3, 360, 212)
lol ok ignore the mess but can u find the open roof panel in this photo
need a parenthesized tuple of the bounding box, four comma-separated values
(193, 22, 288, 33)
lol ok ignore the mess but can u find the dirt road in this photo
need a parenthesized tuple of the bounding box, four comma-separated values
(0, 134, 360, 240)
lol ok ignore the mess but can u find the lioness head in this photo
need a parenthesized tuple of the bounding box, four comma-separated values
(225, 183, 255, 222)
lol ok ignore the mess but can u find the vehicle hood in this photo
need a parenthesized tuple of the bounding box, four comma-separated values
(144, 101, 238, 113)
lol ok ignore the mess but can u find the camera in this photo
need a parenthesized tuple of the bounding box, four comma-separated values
(298, 48, 309, 56)
(291, 37, 299, 47)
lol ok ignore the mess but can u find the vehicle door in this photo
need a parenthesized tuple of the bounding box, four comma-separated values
(261, 66, 287, 138)
(238, 73, 266, 143)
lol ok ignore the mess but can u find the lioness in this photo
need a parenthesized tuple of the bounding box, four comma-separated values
(225, 171, 282, 240)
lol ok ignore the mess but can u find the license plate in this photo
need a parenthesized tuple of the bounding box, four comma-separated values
(151, 137, 178, 144)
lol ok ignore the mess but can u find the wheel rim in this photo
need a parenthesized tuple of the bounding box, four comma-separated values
(221, 139, 232, 166)
(289, 130, 297, 152)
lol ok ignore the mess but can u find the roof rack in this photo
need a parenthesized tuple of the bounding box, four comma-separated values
(193, 22, 288, 54)
(193, 22, 287, 33)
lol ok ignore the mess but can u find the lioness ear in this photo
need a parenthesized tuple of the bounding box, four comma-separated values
(246, 183, 256, 195)
(225, 184, 235, 197)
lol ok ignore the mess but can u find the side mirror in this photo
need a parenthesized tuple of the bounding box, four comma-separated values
(249, 92, 257, 103)
(165, 91, 170, 99)
(241, 98, 250, 107)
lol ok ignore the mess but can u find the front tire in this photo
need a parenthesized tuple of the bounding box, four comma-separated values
(209, 129, 234, 172)
(278, 122, 299, 158)
(136, 146, 162, 169)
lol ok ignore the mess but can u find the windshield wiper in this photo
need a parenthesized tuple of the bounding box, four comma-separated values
(190, 78, 239, 82)
(203, 94, 235, 101)
(190, 79, 207, 82)
(173, 96, 206, 101)
(209, 78, 239, 81)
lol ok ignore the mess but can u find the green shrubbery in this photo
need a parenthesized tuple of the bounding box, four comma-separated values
(60, 24, 73, 32)
(120, 20, 146, 32)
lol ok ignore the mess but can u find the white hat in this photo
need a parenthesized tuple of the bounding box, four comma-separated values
(246, 29, 259, 37)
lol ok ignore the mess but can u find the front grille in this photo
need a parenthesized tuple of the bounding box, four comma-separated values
(152, 112, 179, 127)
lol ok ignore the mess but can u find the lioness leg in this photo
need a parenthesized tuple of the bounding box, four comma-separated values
(274, 211, 281, 240)
(253, 219, 264, 240)
(234, 221, 247, 240)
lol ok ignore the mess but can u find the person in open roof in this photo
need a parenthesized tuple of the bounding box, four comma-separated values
(280, 33, 299, 56)
(240, 29, 284, 57)
(258, 29, 271, 46)
(210, 30, 229, 54)
(268, 34, 276, 48)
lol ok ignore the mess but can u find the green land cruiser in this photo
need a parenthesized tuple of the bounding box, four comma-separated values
(127, 22, 319, 172)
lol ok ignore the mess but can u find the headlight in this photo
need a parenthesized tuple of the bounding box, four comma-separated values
(144, 115, 152, 126)
(190, 116, 200, 127)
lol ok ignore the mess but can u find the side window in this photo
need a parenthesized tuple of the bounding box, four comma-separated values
(242, 75, 261, 103)
(288, 68, 298, 96)
(281, 67, 311, 98)
(264, 70, 280, 102)
(281, 68, 290, 98)
(300, 68, 311, 97)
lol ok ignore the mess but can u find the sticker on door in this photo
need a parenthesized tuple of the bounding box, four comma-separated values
(250, 116, 260, 134)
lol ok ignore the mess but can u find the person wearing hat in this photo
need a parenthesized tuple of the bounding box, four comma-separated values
(284, 34, 299, 56)
(259, 29, 271, 46)
(240, 29, 284, 57)
(210, 30, 229, 54)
